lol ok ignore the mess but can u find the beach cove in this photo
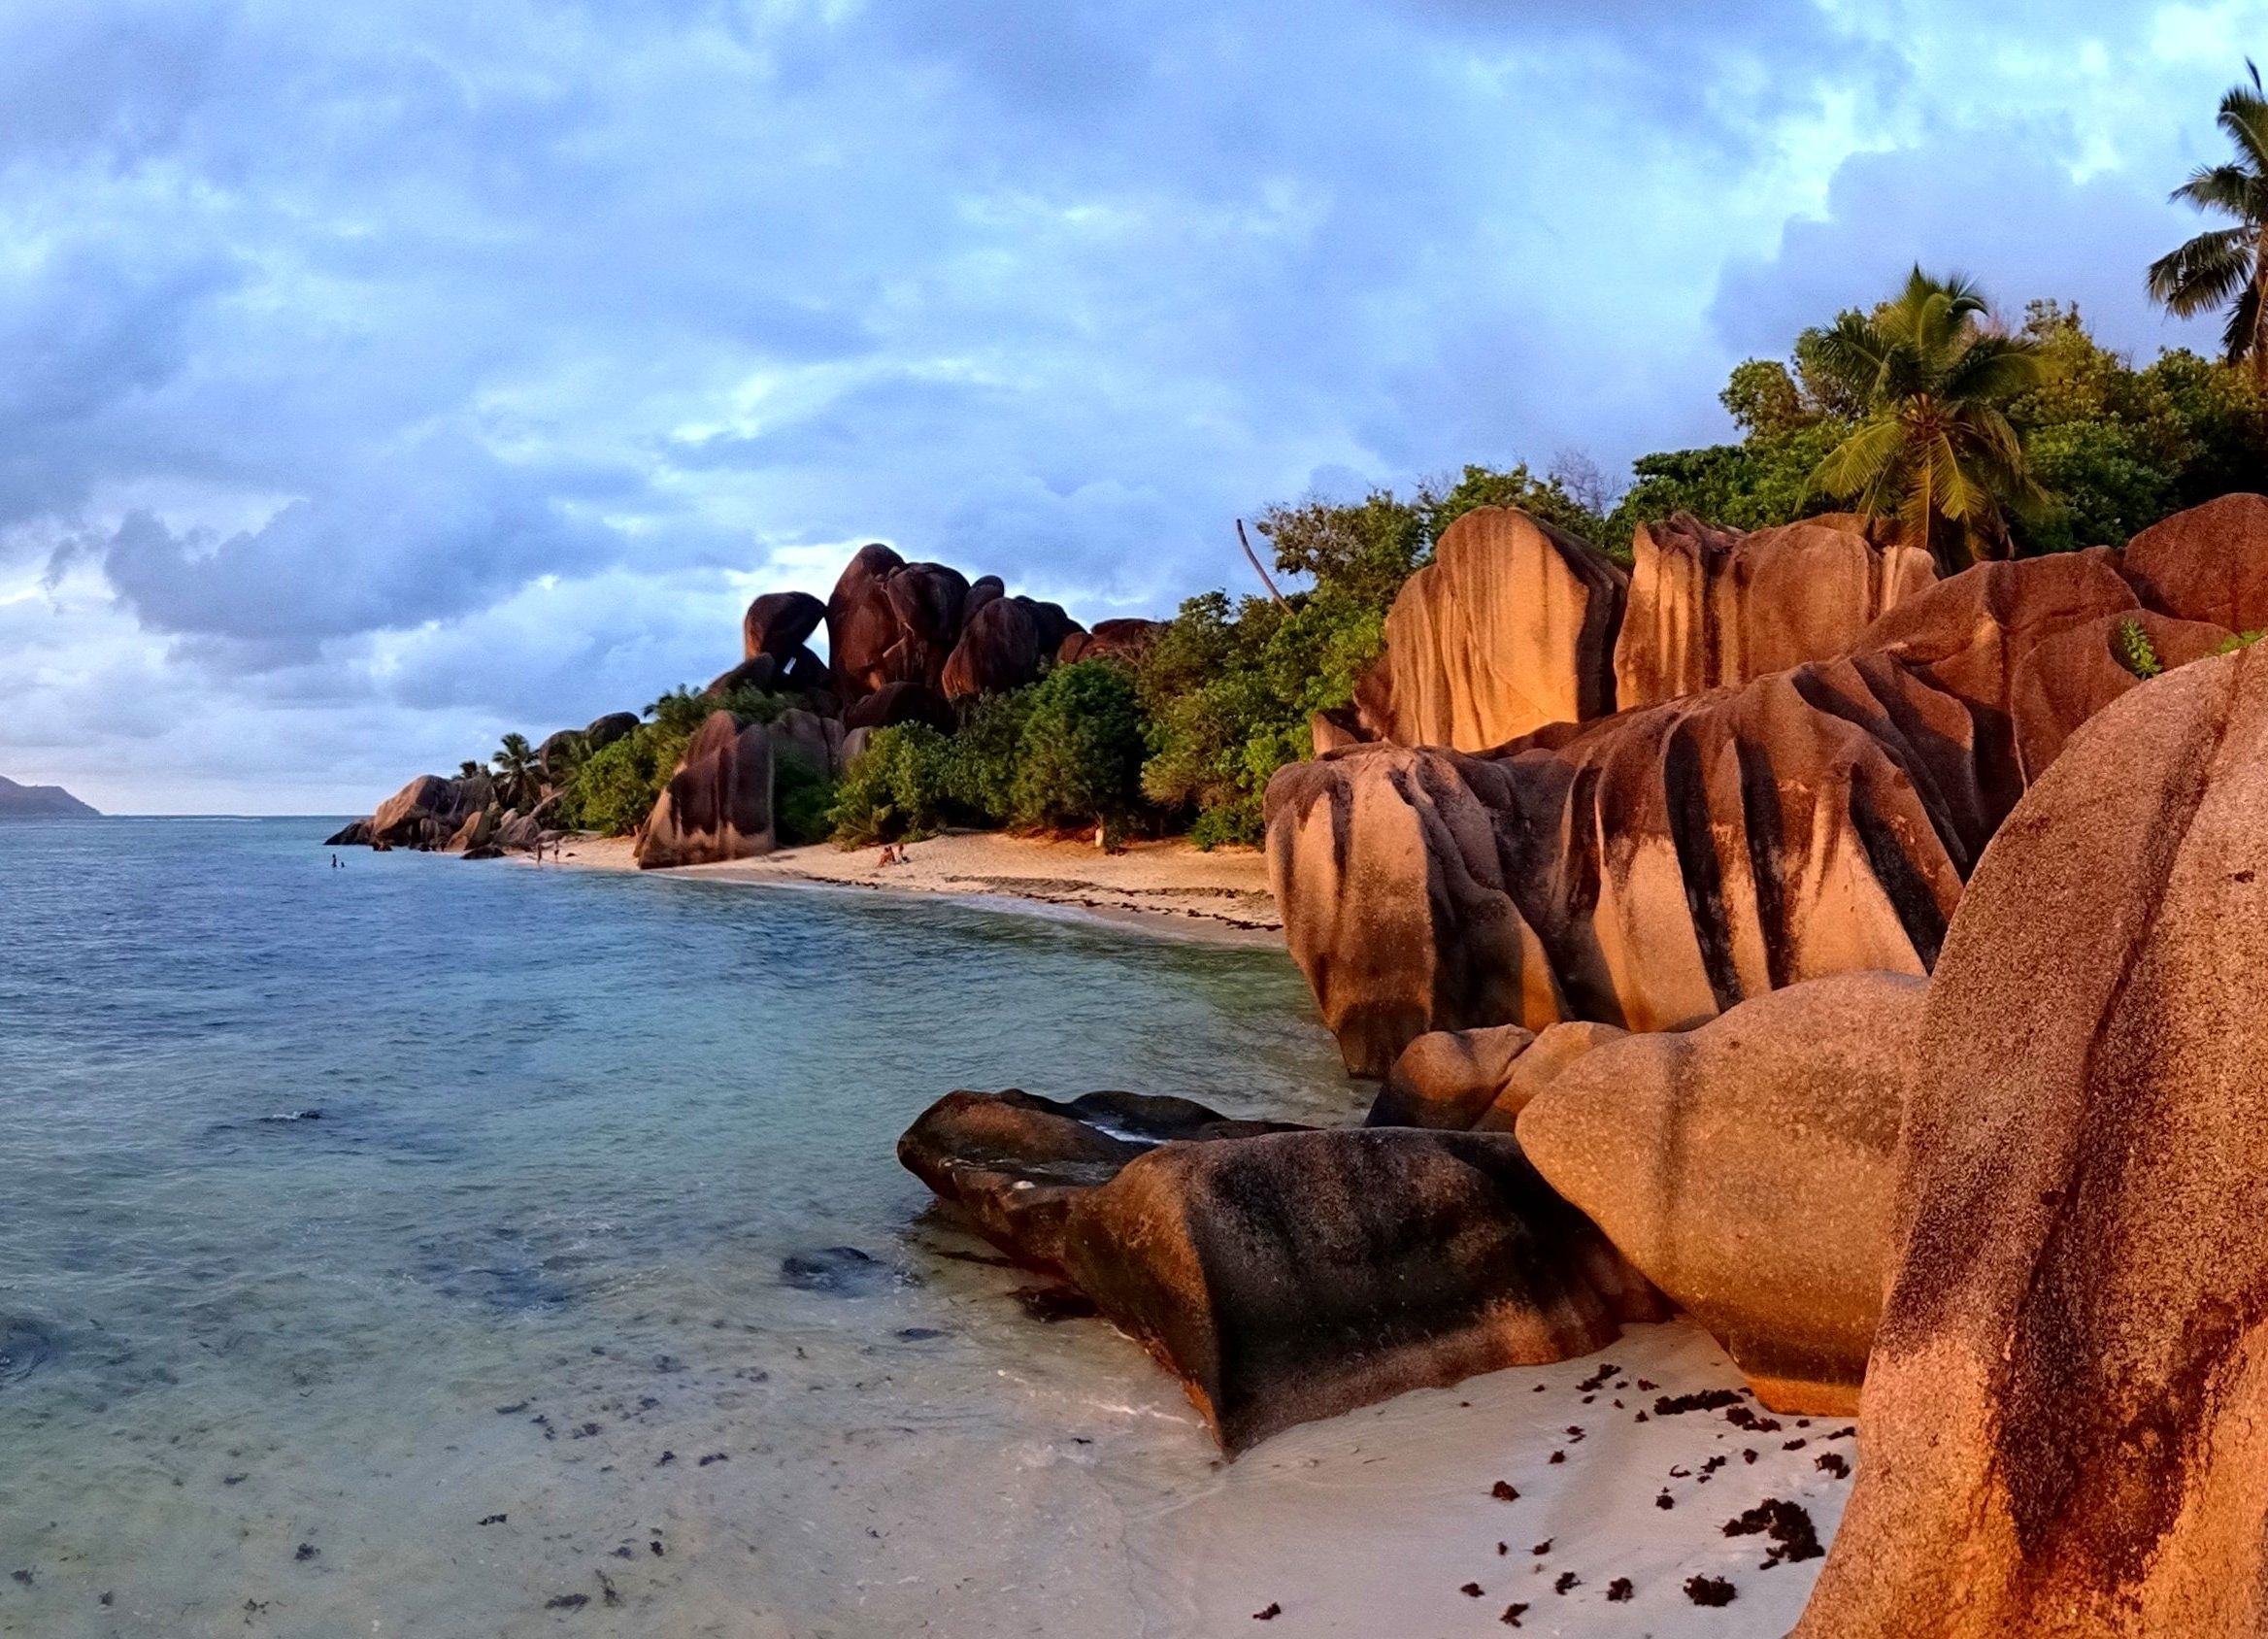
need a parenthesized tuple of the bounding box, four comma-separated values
(1, 817, 1848, 1637)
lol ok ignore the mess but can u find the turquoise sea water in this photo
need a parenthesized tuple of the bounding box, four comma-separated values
(0, 819, 1358, 1637)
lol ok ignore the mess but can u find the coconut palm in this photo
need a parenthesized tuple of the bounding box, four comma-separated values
(457, 760, 483, 781)
(1807, 268, 2048, 571)
(491, 732, 542, 809)
(2148, 63, 2268, 384)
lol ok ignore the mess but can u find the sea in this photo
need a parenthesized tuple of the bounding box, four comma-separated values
(0, 818, 1365, 1637)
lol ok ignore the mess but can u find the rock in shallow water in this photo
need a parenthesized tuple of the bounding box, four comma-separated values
(900, 1089, 1648, 1453)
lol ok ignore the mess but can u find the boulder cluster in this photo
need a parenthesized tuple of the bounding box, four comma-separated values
(1273, 492, 2268, 1075)
(901, 494, 2268, 1634)
(328, 543, 1160, 868)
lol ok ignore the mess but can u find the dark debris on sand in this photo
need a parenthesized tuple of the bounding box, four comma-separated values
(1723, 1497, 1824, 1566)
(1606, 1577, 1634, 1602)
(1684, 1574, 1737, 1606)
(1490, 1480, 1518, 1501)
(1499, 1602, 1529, 1626)
(1251, 1601, 1281, 1621)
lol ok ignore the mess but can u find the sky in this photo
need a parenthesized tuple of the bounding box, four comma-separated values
(0, 0, 2259, 813)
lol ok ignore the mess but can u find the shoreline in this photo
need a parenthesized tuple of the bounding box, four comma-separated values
(527, 829, 1286, 945)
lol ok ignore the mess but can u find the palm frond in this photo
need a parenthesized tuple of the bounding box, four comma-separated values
(2218, 83, 2268, 180)
(1808, 416, 1906, 502)
(2171, 162, 2266, 220)
(2148, 227, 2255, 314)
(1942, 335, 2046, 402)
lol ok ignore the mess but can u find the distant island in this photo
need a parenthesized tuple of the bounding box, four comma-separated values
(0, 776, 99, 819)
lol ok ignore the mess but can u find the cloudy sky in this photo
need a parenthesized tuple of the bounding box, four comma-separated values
(0, 0, 2256, 812)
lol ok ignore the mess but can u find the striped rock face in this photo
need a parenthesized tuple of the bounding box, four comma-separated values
(1797, 640, 2268, 1639)
(1265, 546, 2188, 1075)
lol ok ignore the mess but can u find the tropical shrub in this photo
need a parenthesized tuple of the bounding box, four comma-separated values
(829, 724, 953, 844)
(1010, 660, 1147, 831)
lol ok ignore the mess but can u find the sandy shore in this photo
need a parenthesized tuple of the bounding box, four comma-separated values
(534, 829, 1284, 938)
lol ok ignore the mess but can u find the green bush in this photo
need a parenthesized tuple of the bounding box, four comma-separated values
(557, 731, 677, 835)
(772, 748, 839, 846)
(1011, 660, 1146, 831)
(830, 723, 953, 844)
(942, 688, 1032, 825)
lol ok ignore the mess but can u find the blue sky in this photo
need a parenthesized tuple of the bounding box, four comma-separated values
(0, 0, 2256, 812)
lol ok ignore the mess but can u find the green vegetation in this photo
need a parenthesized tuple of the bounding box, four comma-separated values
(1805, 269, 2049, 570)
(2149, 64, 2268, 383)
(491, 732, 543, 809)
(2116, 619, 2163, 680)
(1011, 660, 1146, 833)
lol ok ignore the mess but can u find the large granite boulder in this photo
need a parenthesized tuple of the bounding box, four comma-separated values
(705, 653, 778, 696)
(1268, 650, 1965, 1070)
(633, 710, 774, 868)
(901, 1090, 1643, 1453)
(842, 680, 955, 733)
(1366, 1023, 1535, 1130)
(1471, 1021, 1627, 1133)
(940, 594, 1044, 701)
(1057, 617, 1162, 667)
(1795, 643, 2268, 1639)
(2010, 610, 2233, 782)
(1518, 972, 1923, 1414)
(323, 819, 372, 847)
(1268, 550, 2175, 1072)
(1351, 506, 1628, 751)
(443, 806, 497, 854)
(2119, 491, 2268, 633)
(1266, 743, 1569, 1074)
(370, 773, 489, 849)
(1614, 514, 1936, 708)
(1061, 1128, 1622, 1453)
(1853, 546, 2142, 823)
(899, 1089, 1288, 1271)
(771, 707, 846, 778)
(583, 711, 640, 752)
(742, 589, 826, 662)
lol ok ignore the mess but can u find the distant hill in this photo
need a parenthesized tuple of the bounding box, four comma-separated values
(0, 776, 99, 819)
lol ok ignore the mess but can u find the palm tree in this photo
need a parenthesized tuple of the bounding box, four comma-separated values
(1807, 268, 2048, 571)
(491, 732, 542, 810)
(2148, 63, 2268, 384)
(457, 760, 483, 781)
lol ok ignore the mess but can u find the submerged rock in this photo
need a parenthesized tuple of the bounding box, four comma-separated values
(1796, 641, 2268, 1638)
(1518, 972, 1923, 1412)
